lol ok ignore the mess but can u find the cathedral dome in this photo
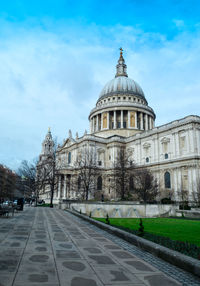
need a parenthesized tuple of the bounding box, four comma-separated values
(89, 49, 155, 138)
(99, 76, 145, 99)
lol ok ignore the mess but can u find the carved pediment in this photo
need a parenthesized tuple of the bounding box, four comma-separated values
(143, 142, 151, 149)
(97, 148, 105, 154)
(62, 138, 75, 149)
(127, 147, 134, 154)
(161, 137, 170, 144)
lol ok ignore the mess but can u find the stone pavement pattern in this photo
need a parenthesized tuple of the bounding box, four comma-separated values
(0, 207, 199, 286)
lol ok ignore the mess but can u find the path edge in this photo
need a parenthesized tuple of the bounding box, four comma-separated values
(66, 209, 200, 278)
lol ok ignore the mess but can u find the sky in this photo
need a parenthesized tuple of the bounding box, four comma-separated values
(0, 0, 200, 170)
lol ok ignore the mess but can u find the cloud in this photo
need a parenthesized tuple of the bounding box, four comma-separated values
(0, 20, 199, 169)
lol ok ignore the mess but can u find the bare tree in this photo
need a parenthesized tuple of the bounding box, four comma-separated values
(132, 168, 159, 203)
(113, 147, 135, 200)
(36, 138, 58, 207)
(75, 146, 97, 200)
(177, 187, 189, 210)
(0, 164, 16, 202)
(192, 180, 200, 207)
(18, 160, 37, 200)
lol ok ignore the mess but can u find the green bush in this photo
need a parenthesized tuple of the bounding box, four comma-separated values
(138, 218, 144, 237)
(161, 198, 174, 204)
(37, 203, 51, 207)
(179, 204, 191, 210)
(106, 214, 110, 225)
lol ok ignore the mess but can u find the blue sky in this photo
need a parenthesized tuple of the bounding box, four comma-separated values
(0, 0, 200, 170)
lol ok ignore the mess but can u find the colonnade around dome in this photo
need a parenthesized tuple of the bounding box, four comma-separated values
(90, 109, 154, 136)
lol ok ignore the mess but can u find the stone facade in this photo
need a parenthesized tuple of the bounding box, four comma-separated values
(37, 51, 200, 204)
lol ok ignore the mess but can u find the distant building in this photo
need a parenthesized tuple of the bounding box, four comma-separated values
(37, 50, 200, 203)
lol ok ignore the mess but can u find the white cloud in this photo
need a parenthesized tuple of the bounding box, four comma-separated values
(0, 21, 200, 169)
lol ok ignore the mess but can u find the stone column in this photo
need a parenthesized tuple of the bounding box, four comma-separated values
(121, 110, 123, 128)
(148, 117, 151, 129)
(140, 113, 143, 130)
(91, 117, 94, 133)
(189, 128, 194, 153)
(63, 175, 67, 199)
(67, 176, 71, 198)
(90, 119, 92, 133)
(188, 168, 193, 196)
(172, 132, 176, 158)
(152, 119, 155, 128)
(149, 116, 152, 129)
(128, 111, 130, 128)
(135, 112, 138, 128)
(175, 133, 180, 157)
(145, 114, 148, 130)
(114, 111, 116, 129)
(101, 113, 103, 130)
(107, 112, 110, 129)
(96, 115, 99, 132)
(153, 138, 157, 162)
(57, 176, 61, 199)
(173, 169, 178, 200)
(177, 169, 182, 192)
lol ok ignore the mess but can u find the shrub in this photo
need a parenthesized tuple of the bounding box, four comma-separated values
(138, 218, 144, 237)
(161, 198, 174, 204)
(106, 214, 110, 225)
(179, 204, 191, 210)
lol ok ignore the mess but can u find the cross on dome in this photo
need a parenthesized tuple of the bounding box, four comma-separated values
(115, 47, 128, 78)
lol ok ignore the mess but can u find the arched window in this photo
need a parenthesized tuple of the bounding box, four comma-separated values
(164, 172, 171, 188)
(68, 152, 71, 164)
(97, 176, 102, 190)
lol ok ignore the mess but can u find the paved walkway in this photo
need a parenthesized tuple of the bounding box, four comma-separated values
(0, 207, 199, 286)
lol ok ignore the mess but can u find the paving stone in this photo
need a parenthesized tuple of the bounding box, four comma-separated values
(93, 266, 144, 284)
(136, 273, 182, 286)
(56, 249, 82, 259)
(121, 260, 159, 273)
(0, 274, 15, 286)
(104, 244, 122, 250)
(87, 255, 117, 265)
(83, 247, 102, 254)
(0, 258, 20, 273)
(111, 250, 137, 259)
(62, 261, 86, 271)
(71, 277, 99, 286)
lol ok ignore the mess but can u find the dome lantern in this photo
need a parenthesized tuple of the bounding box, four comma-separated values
(115, 48, 128, 78)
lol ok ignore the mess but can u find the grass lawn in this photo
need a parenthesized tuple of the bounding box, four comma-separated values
(95, 217, 200, 246)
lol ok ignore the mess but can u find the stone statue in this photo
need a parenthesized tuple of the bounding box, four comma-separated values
(69, 129, 72, 138)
